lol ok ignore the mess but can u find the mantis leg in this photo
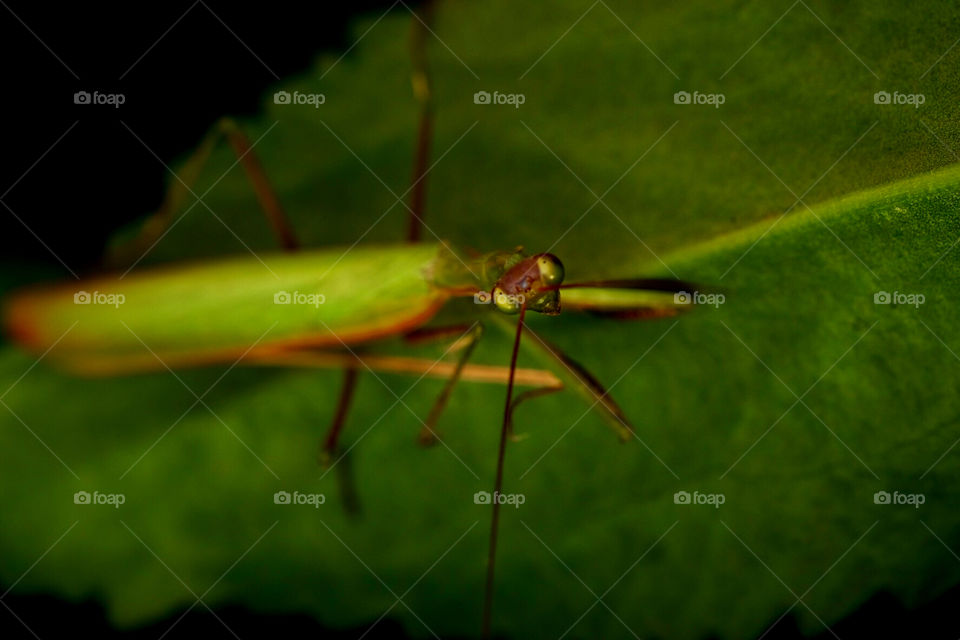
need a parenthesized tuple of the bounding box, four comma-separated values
(486, 313, 638, 442)
(406, 0, 436, 242)
(520, 323, 634, 440)
(218, 119, 298, 250)
(413, 322, 484, 445)
(106, 117, 298, 267)
(246, 348, 560, 388)
(318, 366, 359, 467)
(265, 323, 489, 450)
(405, 317, 639, 445)
(486, 276, 700, 441)
(321, 366, 363, 518)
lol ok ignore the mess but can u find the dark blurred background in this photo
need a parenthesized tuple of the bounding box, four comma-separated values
(0, 1, 422, 274)
(0, 1, 955, 637)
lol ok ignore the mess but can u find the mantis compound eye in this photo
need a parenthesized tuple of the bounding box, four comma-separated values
(536, 254, 564, 287)
(493, 286, 523, 314)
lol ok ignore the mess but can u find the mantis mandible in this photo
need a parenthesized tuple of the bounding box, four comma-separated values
(3, 2, 699, 636)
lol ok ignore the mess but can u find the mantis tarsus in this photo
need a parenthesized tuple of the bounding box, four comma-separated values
(3, 3, 701, 637)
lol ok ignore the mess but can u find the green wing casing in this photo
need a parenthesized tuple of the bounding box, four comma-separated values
(4, 243, 450, 374)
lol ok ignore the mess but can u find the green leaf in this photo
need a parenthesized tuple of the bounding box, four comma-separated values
(4, 1, 960, 639)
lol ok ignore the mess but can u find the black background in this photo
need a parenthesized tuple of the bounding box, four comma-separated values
(0, 1, 414, 272)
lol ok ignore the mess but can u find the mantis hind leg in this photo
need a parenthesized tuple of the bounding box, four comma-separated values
(320, 366, 362, 517)
(318, 366, 360, 467)
(105, 117, 298, 268)
(218, 119, 298, 250)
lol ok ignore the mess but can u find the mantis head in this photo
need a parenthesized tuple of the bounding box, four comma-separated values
(490, 253, 565, 315)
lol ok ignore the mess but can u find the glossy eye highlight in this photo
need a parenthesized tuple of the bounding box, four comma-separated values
(493, 286, 523, 314)
(537, 254, 564, 287)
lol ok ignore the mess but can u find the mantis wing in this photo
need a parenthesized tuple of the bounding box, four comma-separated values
(4, 243, 448, 374)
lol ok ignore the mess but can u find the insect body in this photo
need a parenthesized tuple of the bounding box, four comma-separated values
(5, 241, 683, 381)
(1, 4, 703, 637)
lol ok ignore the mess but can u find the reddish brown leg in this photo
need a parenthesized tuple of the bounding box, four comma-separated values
(505, 385, 564, 440)
(406, 0, 436, 242)
(107, 117, 300, 268)
(318, 366, 359, 466)
(334, 444, 362, 517)
(414, 323, 484, 445)
(219, 119, 299, 251)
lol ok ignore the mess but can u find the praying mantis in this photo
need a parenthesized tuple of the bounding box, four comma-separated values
(2, 2, 701, 637)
